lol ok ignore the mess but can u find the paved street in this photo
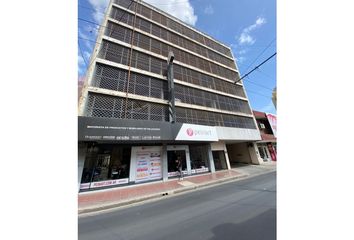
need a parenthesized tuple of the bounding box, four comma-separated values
(79, 171, 276, 240)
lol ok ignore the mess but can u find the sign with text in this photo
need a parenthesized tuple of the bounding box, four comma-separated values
(89, 178, 129, 189)
(134, 146, 162, 183)
(266, 113, 277, 137)
(175, 124, 218, 141)
(78, 117, 182, 141)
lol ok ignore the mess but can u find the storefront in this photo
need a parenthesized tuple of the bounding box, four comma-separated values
(256, 142, 277, 162)
(167, 145, 189, 177)
(80, 144, 131, 190)
(78, 117, 221, 191)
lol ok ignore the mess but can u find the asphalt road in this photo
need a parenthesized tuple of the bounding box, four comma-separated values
(79, 171, 276, 240)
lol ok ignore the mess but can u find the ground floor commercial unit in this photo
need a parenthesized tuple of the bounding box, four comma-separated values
(254, 141, 277, 163)
(78, 116, 261, 191)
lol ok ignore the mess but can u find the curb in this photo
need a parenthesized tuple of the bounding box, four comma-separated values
(78, 169, 275, 216)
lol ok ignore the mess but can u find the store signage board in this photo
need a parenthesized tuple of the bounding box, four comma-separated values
(78, 117, 182, 141)
(175, 124, 218, 141)
(265, 113, 277, 137)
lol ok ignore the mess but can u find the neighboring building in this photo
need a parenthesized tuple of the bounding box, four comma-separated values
(78, 0, 261, 191)
(252, 110, 277, 163)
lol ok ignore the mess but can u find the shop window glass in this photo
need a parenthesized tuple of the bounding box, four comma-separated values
(189, 145, 209, 173)
(80, 145, 131, 186)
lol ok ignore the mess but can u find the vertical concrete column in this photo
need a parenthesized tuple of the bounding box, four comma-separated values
(162, 144, 168, 181)
(78, 142, 87, 192)
(264, 143, 272, 161)
(248, 143, 263, 164)
(185, 146, 191, 175)
(207, 144, 216, 173)
(223, 144, 232, 170)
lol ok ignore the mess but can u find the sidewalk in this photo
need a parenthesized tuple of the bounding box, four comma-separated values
(78, 162, 276, 215)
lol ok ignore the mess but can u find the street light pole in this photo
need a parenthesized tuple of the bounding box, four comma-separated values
(167, 51, 176, 123)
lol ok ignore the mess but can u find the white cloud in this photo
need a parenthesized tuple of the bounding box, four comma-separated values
(239, 33, 255, 45)
(204, 4, 214, 15)
(145, 0, 198, 26)
(78, 54, 86, 75)
(78, 54, 85, 66)
(78, 28, 94, 49)
(84, 51, 91, 62)
(238, 17, 266, 45)
(236, 56, 246, 64)
(238, 49, 248, 55)
(88, 0, 110, 23)
(256, 17, 266, 25)
(86, 0, 198, 26)
(78, 29, 88, 39)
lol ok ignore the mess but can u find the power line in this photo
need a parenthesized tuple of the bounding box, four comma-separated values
(142, 0, 195, 5)
(238, 38, 275, 91)
(235, 52, 277, 84)
(255, 68, 275, 81)
(78, 36, 275, 99)
(243, 76, 273, 91)
(81, 0, 134, 77)
(243, 38, 276, 72)
(78, 4, 107, 16)
(78, 2, 275, 99)
(78, 36, 102, 46)
(246, 89, 272, 99)
(78, 0, 196, 21)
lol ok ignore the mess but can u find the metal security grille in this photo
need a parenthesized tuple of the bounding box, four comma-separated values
(98, 40, 245, 98)
(108, 7, 235, 69)
(113, 0, 233, 57)
(99, 40, 168, 76)
(106, 18, 236, 80)
(92, 63, 168, 100)
(175, 85, 251, 114)
(86, 93, 169, 122)
(176, 107, 256, 129)
(173, 64, 246, 98)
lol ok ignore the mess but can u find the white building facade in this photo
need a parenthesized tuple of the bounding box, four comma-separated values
(78, 0, 261, 191)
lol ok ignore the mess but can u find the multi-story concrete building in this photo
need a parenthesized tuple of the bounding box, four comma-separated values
(78, 0, 261, 191)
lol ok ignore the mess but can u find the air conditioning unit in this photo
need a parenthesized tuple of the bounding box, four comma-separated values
(259, 123, 265, 129)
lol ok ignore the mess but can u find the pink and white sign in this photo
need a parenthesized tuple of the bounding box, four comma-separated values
(266, 113, 277, 137)
(175, 124, 218, 141)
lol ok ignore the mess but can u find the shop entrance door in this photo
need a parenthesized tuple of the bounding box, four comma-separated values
(213, 151, 227, 170)
(258, 145, 270, 161)
(167, 150, 187, 177)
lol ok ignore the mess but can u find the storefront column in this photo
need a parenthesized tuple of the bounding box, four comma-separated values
(162, 144, 168, 181)
(78, 142, 87, 192)
(223, 144, 232, 170)
(186, 146, 191, 175)
(207, 144, 216, 173)
(248, 142, 263, 164)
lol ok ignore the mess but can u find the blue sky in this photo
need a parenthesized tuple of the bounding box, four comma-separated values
(78, 0, 276, 114)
